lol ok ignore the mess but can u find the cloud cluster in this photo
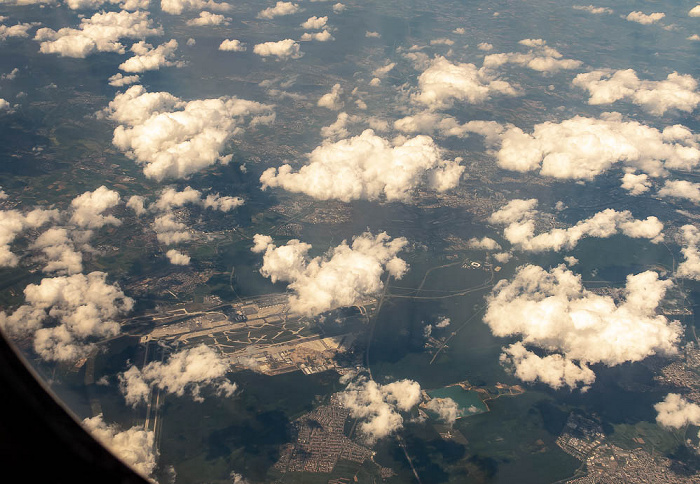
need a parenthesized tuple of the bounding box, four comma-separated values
(676, 225, 700, 280)
(82, 415, 157, 479)
(658, 180, 700, 202)
(152, 186, 244, 212)
(494, 113, 700, 179)
(186, 11, 231, 26)
(501, 342, 596, 390)
(340, 378, 421, 443)
(0, 0, 55, 4)
(46, 186, 121, 274)
(394, 111, 504, 143)
(257, 1, 299, 19)
(655, 394, 700, 433)
(317, 83, 343, 110)
(260, 129, 464, 202)
(430, 38, 454, 46)
(483, 38, 582, 73)
(130, 186, 242, 245)
(573, 70, 700, 115)
(70, 186, 121, 229)
(64, 0, 150, 10)
(0, 272, 134, 362)
(485, 264, 682, 390)
(301, 15, 327, 29)
(118, 0, 151, 9)
(0, 22, 37, 41)
(620, 171, 651, 195)
(119, 39, 180, 73)
(425, 397, 459, 425)
(106, 85, 274, 180)
(412, 56, 517, 109)
(252, 232, 408, 316)
(108, 73, 140, 87)
(166, 249, 190, 265)
(160, 0, 231, 15)
(32, 228, 84, 275)
(572, 5, 612, 15)
(372, 62, 395, 78)
(467, 237, 501, 250)
(152, 213, 190, 244)
(118, 344, 236, 406)
(626, 11, 665, 25)
(300, 30, 334, 42)
(0, 187, 121, 274)
(34, 11, 161, 58)
(319, 111, 353, 139)
(253, 39, 302, 60)
(0, 208, 59, 267)
(488, 199, 664, 252)
(219, 39, 245, 51)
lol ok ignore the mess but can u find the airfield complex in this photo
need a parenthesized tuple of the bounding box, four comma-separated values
(134, 293, 373, 376)
(114, 254, 699, 482)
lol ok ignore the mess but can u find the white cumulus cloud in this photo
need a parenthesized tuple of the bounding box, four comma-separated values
(136, 186, 243, 244)
(300, 30, 334, 42)
(493, 113, 700, 179)
(573, 5, 613, 15)
(301, 15, 327, 29)
(0, 208, 59, 267)
(317, 83, 343, 110)
(483, 38, 582, 73)
(425, 397, 459, 425)
(118, 344, 236, 406)
(0, 272, 133, 362)
(119, 39, 180, 73)
(626, 11, 665, 25)
(412, 56, 517, 109)
(488, 199, 664, 252)
(34, 10, 162, 58)
(0, 22, 38, 41)
(340, 378, 421, 443)
(658, 180, 700, 202)
(82, 415, 157, 479)
(253, 39, 302, 60)
(166, 249, 190, 265)
(260, 130, 464, 202)
(251, 232, 408, 316)
(70, 186, 121, 229)
(64, 0, 150, 9)
(219, 39, 245, 51)
(655, 394, 700, 430)
(621, 171, 651, 195)
(573, 69, 700, 116)
(160, 0, 231, 15)
(257, 1, 300, 19)
(485, 264, 682, 390)
(186, 11, 231, 26)
(467, 237, 501, 250)
(676, 225, 700, 280)
(108, 73, 140, 87)
(32, 228, 83, 275)
(106, 85, 274, 180)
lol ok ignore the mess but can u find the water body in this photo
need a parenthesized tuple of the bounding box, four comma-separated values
(427, 386, 489, 417)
